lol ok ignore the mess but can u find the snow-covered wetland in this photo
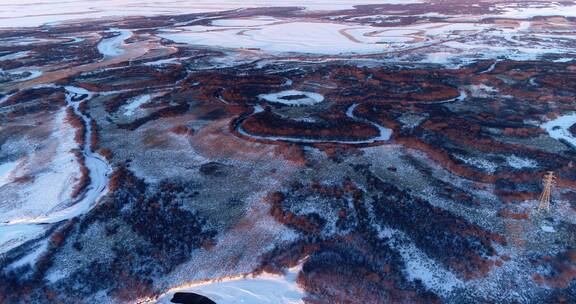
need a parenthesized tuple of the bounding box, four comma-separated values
(1, 1, 576, 303)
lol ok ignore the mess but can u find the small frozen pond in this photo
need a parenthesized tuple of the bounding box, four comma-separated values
(259, 90, 324, 106)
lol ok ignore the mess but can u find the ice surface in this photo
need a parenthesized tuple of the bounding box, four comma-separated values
(159, 22, 398, 55)
(0, 0, 422, 29)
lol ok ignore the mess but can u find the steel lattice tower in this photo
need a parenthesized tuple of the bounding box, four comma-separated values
(538, 171, 556, 213)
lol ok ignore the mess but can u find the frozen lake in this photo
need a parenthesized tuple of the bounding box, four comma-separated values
(0, 0, 422, 28)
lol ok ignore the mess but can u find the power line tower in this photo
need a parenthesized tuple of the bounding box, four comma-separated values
(538, 171, 556, 213)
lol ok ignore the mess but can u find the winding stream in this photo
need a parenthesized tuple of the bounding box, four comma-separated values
(236, 103, 392, 144)
(97, 28, 133, 58)
(0, 86, 112, 255)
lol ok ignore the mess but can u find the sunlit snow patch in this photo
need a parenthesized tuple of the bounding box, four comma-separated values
(157, 265, 304, 304)
(506, 156, 538, 169)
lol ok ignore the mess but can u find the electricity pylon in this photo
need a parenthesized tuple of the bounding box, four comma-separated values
(538, 171, 556, 213)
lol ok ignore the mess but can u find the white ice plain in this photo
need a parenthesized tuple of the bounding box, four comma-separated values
(159, 22, 396, 55)
(0, 0, 423, 29)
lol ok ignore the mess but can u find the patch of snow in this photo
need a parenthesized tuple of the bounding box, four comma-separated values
(467, 84, 498, 98)
(0, 223, 45, 254)
(142, 57, 182, 66)
(455, 155, 498, 174)
(497, 3, 576, 19)
(541, 113, 576, 148)
(553, 58, 574, 63)
(123, 94, 151, 116)
(8, 238, 49, 269)
(253, 104, 264, 113)
(64, 85, 93, 97)
(0, 51, 30, 61)
(0, 160, 18, 188)
(9, 70, 43, 82)
(506, 156, 538, 169)
(375, 226, 462, 296)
